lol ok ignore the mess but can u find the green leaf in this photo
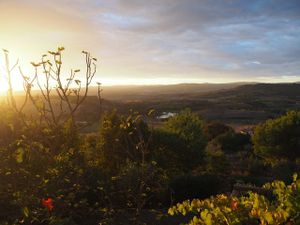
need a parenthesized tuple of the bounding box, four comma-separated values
(168, 207, 175, 216)
(293, 173, 298, 182)
(15, 148, 24, 163)
(58, 46, 65, 51)
(264, 212, 273, 224)
(22, 207, 29, 217)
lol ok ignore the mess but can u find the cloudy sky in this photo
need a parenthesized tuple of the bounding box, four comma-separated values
(0, 0, 300, 86)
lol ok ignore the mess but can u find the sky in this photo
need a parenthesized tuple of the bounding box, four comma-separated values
(0, 0, 300, 89)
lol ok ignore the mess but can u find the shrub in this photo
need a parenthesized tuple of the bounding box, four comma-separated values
(203, 122, 233, 141)
(212, 131, 251, 153)
(150, 128, 190, 175)
(169, 174, 221, 203)
(204, 143, 230, 175)
(168, 174, 300, 225)
(98, 111, 150, 173)
(163, 109, 207, 168)
(253, 110, 300, 162)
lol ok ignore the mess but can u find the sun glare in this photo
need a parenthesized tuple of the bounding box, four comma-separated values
(0, 67, 24, 95)
(0, 65, 8, 94)
(0, 84, 8, 94)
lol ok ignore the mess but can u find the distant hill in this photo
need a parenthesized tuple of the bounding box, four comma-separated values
(76, 82, 300, 128)
(203, 83, 300, 99)
(6, 82, 300, 128)
(194, 83, 300, 123)
(89, 82, 253, 100)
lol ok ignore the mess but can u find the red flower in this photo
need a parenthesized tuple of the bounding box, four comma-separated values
(42, 198, 54, 211)
(231, 200, 238, 211)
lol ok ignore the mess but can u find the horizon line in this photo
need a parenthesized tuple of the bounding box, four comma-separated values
(1, 80, 298, 95)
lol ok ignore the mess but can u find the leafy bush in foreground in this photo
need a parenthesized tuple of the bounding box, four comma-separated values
(168, 174, 300, 225)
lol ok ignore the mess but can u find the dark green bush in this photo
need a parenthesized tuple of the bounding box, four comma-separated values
(163, 109, 207, 169)
(253, 110, 300, 161)
(169, 174, 221, 203)
(212, 131, 251, 153)
(203, 121, 233, 141)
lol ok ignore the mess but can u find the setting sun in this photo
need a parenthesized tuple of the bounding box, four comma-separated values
(0, 52, 25, 94)
(0, 82, 8, 94)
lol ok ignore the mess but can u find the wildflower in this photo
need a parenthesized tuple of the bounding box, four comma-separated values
(231, 199, 238, 211)
(42, 198, 54, 211)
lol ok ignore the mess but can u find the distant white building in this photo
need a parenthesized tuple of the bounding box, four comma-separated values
(157, 112, 177, 120)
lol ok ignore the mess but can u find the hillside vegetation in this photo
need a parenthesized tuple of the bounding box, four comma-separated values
(75, 83, 300, 129)
(0, 48, 299, 224)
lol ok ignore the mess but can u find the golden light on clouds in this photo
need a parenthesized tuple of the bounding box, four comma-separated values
(0, 0, 299, 89)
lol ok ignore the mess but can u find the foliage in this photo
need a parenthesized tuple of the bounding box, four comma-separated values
(150, 128, 189, 175)
(98, 110, 150, 173)
(270, 160, 300, 182)
(169, 174, 221, 204)
(3, 48, 99, 128)
(168, 174, 300, 225)
(163, 109, 207, 168)
(253, 110, 300, 161)
(247, 156, 269, 177)
(211, 131, 251, 153)
(0, 48, 104, 224)
(111, 161, 167, 217)
(205, 147, 230, 174)
(203, 122, 233, 141)
(97, 110, 170, 223)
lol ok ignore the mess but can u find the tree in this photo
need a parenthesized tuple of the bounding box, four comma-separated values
(1, 47, 99, 155)
(163, 109, 207, 168)
(210, 131, 251, 153)
(203, 122, 233, 141)
(204, 141, 230, 174)
(98, 111, 150, 173)
(150, 128, 187, 175)
(252, 110, 300, 161)
(2, 47, 98, 128)
(112, 161, 167, 223)
(0, 48, 101, 224)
